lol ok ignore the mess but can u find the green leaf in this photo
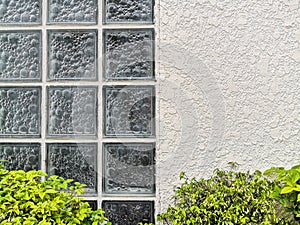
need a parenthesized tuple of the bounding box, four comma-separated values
(179, 172, 186, 180)
(45, 189, 57, 194)
(281, 186, 295, 194)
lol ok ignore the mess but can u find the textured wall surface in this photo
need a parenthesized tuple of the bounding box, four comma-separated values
(157, 0, 300, 211)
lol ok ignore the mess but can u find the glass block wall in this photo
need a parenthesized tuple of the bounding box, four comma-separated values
(0, 0, 156, 224)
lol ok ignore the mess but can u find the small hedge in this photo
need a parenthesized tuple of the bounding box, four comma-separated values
(0, 164, 111, 225)
(142, 167, 296, 225)
(265, 165, 300, 223)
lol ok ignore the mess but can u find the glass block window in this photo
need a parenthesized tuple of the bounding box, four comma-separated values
(103, 29, 154, 80)
(103, 85, 155, 137)
(47, 30, 97, 81)
(104, 0, 154, 24)
(0, 87, 41, 138)
(0, 30, 42, 81)
(0, 143, 41, 171)
(0, 0, 41, 25)
(0, 1, 155, 224)
(102, 201, 155, 224)
(103, 143, 155, 195)
(47, 143, 97, 194)
(47, 86, 98, 138)
(48, 0, 97, 24)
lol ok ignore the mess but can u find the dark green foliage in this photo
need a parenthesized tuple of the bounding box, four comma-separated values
(265, 165, 300, 223)
(0, 164, 111, 225)
(148, 169, 291, 225)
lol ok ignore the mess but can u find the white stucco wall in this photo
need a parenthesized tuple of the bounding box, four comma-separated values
(157, 0, 300, 212)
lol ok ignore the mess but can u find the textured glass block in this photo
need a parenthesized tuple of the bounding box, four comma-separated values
(102, 201, 155, 225)
(104, 0, 154, 24)
(0, 0, 41, 25)
(48, 0, 97, 24)
(103, 29, 154, 80)
(103, 86, 155, 137)
(48, 30, 97, 81)
(84, 200, 97, 210)
(0, 143, 40, 171)
(47, 86, 97, 138)
(0, 31, 42, 81)
(103, 143, 155, 194)
(47, 143, 97, 194)
(0, 87, 41, 138)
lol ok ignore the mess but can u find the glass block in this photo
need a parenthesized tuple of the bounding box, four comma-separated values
(103, 86, 155, 137)
(0, 0, 41, 25)
(47, 30, 97, 81)
(0, 143, 40, 171)
(47, 86, 97, 138)
(0, 31, 42, 81)
(47, 143, 97, 194)
(84, 200, 98, 210)
(103, 143, 155, 195)
(102, 201, 155, 225)
(0, 87, 41, 138)
(48, 0, 97, 24)
(104, 0, 154, 24)
(103, 29, 154, 80)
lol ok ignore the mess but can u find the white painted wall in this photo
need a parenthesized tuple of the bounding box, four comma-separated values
(156, 0, 300, 212)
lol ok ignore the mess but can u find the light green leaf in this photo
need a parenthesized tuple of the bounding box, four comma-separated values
(281, 186, 295, 194)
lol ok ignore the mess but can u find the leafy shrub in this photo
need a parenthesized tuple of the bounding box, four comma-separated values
(147, 169, 291, 225)
(0, 164, 111, 225)
(265, 165, 300, 223)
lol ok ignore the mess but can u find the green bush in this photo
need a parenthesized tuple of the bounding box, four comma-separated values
(0, 164, 111, 225)
(265, 165, 300, 223)
(148, 169, 292, 225)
